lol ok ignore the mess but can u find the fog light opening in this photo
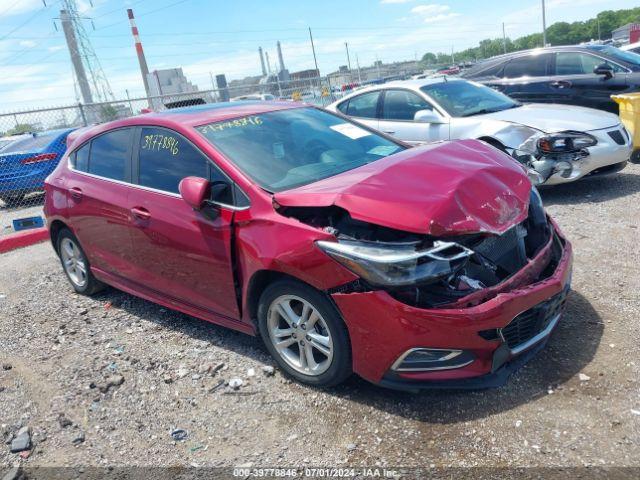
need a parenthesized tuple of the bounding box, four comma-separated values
(391, 348, 475, 372)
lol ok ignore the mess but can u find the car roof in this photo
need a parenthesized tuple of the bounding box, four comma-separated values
(335, 77, 463, 99)
(66, 101, 305, 152)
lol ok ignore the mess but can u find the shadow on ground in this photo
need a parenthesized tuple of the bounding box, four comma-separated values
(93, 285, 602, 424)
(540, 170, 640, 206)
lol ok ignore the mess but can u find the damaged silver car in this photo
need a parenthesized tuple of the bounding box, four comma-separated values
(327, 78, 632, 185)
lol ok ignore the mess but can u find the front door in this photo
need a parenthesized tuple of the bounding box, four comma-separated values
(126, 126, 240, 319)
(378, 89, 449, 144)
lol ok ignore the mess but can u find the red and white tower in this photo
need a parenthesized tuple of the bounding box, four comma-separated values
(127, 8, 151, 98)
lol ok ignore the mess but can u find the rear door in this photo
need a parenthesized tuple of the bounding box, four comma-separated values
(491, 53, 559, 104)
(553, 51, 630, 112)
(65, 128, 136, 277)
(126, 126, 240, 319)
(335, 90, 381, 131)
(378, 88, 448, 144)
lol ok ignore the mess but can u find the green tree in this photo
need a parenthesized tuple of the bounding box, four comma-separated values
(6, 123, 38, 135)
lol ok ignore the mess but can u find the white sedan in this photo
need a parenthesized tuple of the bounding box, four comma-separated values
(326, 78, 632, 185)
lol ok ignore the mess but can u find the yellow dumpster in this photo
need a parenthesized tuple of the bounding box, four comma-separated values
(612, 92, 640, 163)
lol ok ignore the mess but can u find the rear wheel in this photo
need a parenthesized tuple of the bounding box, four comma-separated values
(56, 229, 105, 295)
(0, 192, 25, 207)
(257, 279, 352, 387)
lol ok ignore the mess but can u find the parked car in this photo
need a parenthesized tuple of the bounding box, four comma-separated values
(0, 128, 75, 206)
(44, 102, 572, 390)
(460, 45, 640, 113)
(621, 41, 640, 55)
(231, 94, 276, 101)
(326, 78, 632, 185)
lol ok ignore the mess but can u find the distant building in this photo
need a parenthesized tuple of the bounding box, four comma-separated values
(147, 68, 198, 96)
(327, 60, 421, 88)
(612, 23, 640, 44)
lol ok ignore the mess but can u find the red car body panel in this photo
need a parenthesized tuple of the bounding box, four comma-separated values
(44, 103, 573, 389)
(333, 220, 572, 384)
(274, 140, 531, 236)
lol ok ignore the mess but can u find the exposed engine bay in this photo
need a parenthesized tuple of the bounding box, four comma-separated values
(279, 189, 562, 309)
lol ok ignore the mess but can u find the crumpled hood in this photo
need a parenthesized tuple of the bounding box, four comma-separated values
(274, 139, 532, 236)
(482, 103, 620, 133)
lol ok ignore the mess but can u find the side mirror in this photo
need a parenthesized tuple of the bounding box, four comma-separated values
(179, 176, 210, 210)
(414, 109, 445, 124)
(593, 63, 613, 79)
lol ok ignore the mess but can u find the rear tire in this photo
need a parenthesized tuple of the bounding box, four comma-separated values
(56, 228, 105, 295)
(631, 149, 640, 165)
(0, 192, 25, 207)
(257, 279, 352, 387)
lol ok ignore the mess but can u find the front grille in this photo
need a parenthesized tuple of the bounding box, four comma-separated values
(608, 129, 626, 146)
(499, 288, 568, 350)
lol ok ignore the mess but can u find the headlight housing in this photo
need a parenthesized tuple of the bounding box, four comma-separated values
(537, 131, 597, 153)
(316, 239, 473, 287)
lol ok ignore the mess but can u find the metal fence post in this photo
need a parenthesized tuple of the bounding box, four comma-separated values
(78, 102, 87, 126)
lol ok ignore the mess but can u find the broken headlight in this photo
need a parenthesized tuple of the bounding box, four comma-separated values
(537, 132, 597, 153)
(316, 239, 473, 287)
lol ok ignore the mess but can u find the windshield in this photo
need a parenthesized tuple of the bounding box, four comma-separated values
(420, 80, 520, 117)
(587, 45, 640, 67)
(197, 107, 404, 192)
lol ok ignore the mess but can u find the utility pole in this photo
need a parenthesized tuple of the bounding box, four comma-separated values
(60, 9, 93, 105)
(451, 45, 455, 65)
(502, 22, 507, 54)
(597, 15, 601, 40)
(541, 0, 547, 46)
(127, 8, 151, 99)
(345, 42, 352, 81)
(356, 53, 362, 84)
(308, 27, 320, 77)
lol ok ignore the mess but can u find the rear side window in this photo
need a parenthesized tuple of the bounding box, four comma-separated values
(1, 134, 55, 153)
(137, 127, 208, 194)
(503, 54, 552, 78)
(88, 129, 130, 181)
(74, 143, 90, 172)
(343, 91, 380, 118)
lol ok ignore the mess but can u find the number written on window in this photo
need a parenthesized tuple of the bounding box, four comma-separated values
(142, 133, 179, 155)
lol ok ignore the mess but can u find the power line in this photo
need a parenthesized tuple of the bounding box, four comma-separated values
(0, 0, 60, 42)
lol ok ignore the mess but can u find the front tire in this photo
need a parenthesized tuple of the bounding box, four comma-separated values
(257, 279, 352, 387)
(56, 228, 105, 295)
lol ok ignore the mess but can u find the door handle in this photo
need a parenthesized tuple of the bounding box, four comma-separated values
(550, 80, 571, 89)
(131, 206, 151, 221)
(383, 130, 396, 135)
(69, 187, 83, 200)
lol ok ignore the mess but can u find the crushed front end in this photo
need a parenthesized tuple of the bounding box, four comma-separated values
(306, 189, 572, 390)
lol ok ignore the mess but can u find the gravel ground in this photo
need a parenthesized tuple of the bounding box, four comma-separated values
(0, 166, 639, 474)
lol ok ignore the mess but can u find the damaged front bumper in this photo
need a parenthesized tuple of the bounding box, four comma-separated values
(331, 219, 573, 390)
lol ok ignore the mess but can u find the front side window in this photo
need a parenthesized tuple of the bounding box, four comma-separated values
(137, 127, 208, 194)
(556, 52, 623, 75)
(503, 53, 552, 78)
(342, 91, 381, 118)
(420, 81, 519, 117)
(196, 107, 404, 192)
(381, 90, 432, 121)
(88, 129, 130, 181)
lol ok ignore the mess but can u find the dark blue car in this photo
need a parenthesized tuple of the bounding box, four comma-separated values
(0, 128, 75, 206)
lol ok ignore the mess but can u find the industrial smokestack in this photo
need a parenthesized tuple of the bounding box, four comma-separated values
(127, 8, 151, 99)
(258, 47, 267, 76)
(277, 41, 285, 72)
(265, 51, 272, 74)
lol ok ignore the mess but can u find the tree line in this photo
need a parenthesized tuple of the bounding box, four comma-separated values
(421, 7, 640, 66)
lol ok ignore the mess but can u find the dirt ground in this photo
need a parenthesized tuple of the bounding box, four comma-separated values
(0, 165, 639, 475)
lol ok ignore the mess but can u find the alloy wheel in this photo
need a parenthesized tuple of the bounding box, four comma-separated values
(60, 237, 88, 288)
(267, 294, 334, 376)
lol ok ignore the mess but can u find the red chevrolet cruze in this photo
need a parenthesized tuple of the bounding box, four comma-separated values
(44, 102, 572, 390)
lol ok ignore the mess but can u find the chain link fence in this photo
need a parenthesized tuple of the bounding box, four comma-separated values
(0, 76, 345, 236)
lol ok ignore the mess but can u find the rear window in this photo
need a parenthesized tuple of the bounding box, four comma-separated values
(87, 129, 130, 181)
(1, 134, 56, 153)
(503, 53, 552, 78)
